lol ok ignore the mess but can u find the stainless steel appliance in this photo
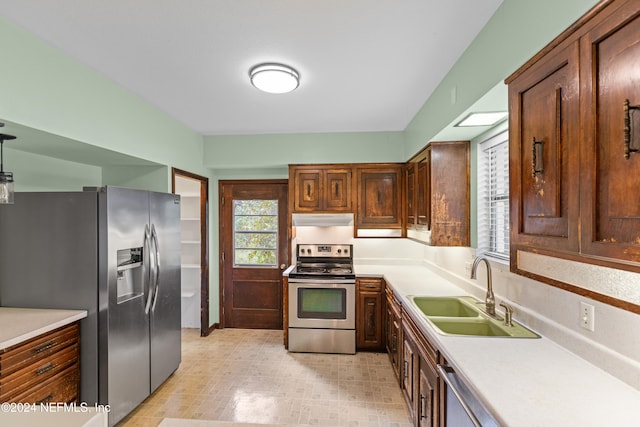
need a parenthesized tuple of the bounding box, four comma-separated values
(0, 187, 181, 426)
(437, 365, 500, 427)
(288, 244, 355, 354)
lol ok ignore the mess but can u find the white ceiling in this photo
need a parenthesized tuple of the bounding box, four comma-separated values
(0, 0, 503, 136)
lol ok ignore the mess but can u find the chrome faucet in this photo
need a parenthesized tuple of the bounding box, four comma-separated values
(470, 256, 495, 316)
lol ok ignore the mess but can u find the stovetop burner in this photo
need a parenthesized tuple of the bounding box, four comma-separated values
(293, 265, 353, 275)
(289, 243, 354, 280)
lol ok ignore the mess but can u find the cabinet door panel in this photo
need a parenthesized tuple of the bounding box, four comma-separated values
(402, 336, 416, 416)
(385, 290, 402, 381)
(418, 359, 437, 427)
(519, 47, 578, 237)
(325, 170, 352, 211)
(509, 41, 580, 254)
(417, 155, 430, 228)
(430, 142, 470, 246)
(406, 163, 416, 226)
(356, 278, 384, 350)
(361, 173, 397, 222)
(357, 167, 402, 228)
(293, 171, 321, 211)
(582, 7, 640, 261)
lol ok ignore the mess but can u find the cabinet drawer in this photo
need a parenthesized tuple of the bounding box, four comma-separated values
(0, 343, 79, 401)
(0, 323, 79, 376)
(10, 364, 80, 404)
(357, 278, 383, 292)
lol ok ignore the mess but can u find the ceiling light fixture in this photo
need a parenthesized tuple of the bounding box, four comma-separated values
(249, 63, 299, 94)
(0, 131, 17, 205)
(455, 112, 508, 127)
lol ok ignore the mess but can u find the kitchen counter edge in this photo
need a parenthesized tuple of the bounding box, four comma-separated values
(0, 307, 88, 350)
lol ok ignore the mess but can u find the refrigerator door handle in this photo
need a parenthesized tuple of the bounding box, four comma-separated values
(144, 224, 154, 314)
(150, 224, 161, 311)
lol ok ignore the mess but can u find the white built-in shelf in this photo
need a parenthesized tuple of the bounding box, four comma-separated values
(181, 291, 197, 298)
(181, 217, 200, 221)
(181, 240, 201, 244)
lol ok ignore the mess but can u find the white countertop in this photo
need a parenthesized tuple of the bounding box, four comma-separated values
(355, 263, 640, 427)
(0, 307, 87, 351)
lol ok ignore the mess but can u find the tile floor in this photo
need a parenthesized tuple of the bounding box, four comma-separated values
(119, 328, 412, 427)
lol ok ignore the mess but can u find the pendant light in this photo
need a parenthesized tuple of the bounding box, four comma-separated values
(249, 63, 299, 94)
(0, 132, 17, 205)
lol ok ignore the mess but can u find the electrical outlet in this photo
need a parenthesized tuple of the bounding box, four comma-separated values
(580, 302, 595, 331)
(465, 261, 472, 276)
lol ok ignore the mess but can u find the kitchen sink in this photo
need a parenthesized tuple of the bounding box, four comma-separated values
(411, 296, 479, 317)
(429, 318, 510, 336)
(407, 295, 540, 338)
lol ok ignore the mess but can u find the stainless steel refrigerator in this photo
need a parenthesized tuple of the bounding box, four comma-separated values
(0, 186, 181, 426)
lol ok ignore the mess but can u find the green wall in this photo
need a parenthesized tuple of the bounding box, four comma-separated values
(204, 132, 406, 169)
(6, 147, 102, 191)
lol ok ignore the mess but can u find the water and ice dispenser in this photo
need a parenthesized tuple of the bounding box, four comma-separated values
(116, 247, 144, 303)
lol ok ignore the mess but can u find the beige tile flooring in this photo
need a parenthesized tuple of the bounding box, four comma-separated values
(119, 328, 412, 427)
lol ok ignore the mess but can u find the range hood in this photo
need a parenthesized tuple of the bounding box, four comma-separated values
(292, 213, 354, 227)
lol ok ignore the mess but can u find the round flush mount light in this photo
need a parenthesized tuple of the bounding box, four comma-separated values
(249, 63, 299, 94)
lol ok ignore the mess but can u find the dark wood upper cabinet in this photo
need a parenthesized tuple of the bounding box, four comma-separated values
(508, 40, 581, 260)
(580, 1, 640, 264)
(430, 141, 470, 246)
(406, 162, 416, 227)
(416, 153, 430, 228)
(506, 0, 640, 312)
(356, 164, 403, 230)
(406, 141, 469, 246)
(290, 163, 404, 235)
(290, 165, 352, 213)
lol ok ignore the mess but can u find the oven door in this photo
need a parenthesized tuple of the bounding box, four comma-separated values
(288, 280, 355, 329)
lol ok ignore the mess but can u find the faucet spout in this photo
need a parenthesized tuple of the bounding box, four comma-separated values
(470, 256, 495, 316)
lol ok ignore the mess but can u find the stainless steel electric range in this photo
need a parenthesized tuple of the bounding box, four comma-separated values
(288, 244, 355, 354)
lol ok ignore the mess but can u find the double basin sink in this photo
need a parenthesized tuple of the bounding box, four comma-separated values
(409, 296, 539, 338)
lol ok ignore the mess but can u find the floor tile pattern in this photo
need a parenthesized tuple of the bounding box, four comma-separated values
(119, 329, 412, 426)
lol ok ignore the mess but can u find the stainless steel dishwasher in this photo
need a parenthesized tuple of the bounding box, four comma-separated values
(437, 365, 501, 427)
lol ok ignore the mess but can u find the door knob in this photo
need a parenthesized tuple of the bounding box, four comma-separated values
(280, 264, 286, 269)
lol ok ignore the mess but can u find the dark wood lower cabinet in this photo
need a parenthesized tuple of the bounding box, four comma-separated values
(418, 357, 438, 427)
(385, 286, 402, 380)
(403, 311, 441, 427)
(0, 322, 80, 404)
(402, 319, 418, 421)
(382, 284, 445, 426)
(356, 278, 385, 350)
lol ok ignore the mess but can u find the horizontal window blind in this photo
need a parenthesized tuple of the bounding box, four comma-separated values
(477, 130, 509, 260)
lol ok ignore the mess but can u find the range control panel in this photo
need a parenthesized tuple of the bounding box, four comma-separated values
(297, 244, 352, 258)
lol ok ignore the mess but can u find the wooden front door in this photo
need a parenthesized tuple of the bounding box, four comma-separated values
(220, 180, 289, 329)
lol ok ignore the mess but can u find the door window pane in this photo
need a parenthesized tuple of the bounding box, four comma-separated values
(233, 200, 278, 266)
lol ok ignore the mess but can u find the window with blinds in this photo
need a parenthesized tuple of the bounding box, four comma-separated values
(477, 130, 509, 260)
